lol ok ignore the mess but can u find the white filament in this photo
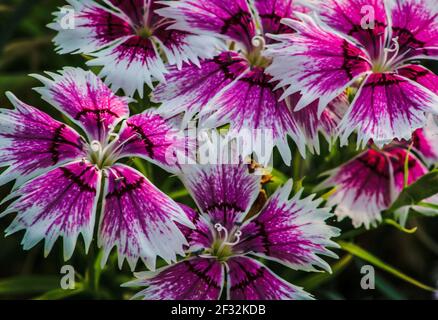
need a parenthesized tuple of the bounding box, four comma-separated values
(214, 223, 242, 247)
(251, 35, 266, 50)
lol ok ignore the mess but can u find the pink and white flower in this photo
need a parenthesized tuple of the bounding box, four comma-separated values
(266, 0, 438, 148)
(125, 159, 339, 300)
(320, 132, 438, 229)
(50, 0, 223, 97)
(152, 0, 348, 163)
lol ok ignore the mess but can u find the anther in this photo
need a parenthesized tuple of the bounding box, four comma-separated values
(224, 230, 242, 246)
(251, 35, 266, 50)
(90, 141, 102, 152)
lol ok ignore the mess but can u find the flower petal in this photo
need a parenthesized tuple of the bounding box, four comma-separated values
(32, 67, 130, 142)
(106, 0, 150, 27)
(201, 67, 306, 164)
(180, 163, 261, 231)
(387, 147, 428, 193)
(236, 180, 339, 272)
(2, 161, 101, 260)
(49, 0, 133, 54)
(153, 28, 225, 69)
(321, 149, 393, 228)
(151, 0, 225, 67)
(125, 257, 224, 300)
(87, 36, 167, 97)
(412, 115, 438, 163)
(226, 256, 312, 300)
(392, 66, 438, 159)
(154, 51, 249, 122)
(0, 93, 85, 187)
(397, 64, 438, 94)
(99, 164, 193, 270)
(253, 0, 295, 36)
(156, 0, 257, 50)
(389, 0, 438, 60)
(115, 109, 193, 172)
(339, 73, 438, 148)
(177, 204, 214, 251)
(266, 14, 371, 112)
(314, 0, 389, 59)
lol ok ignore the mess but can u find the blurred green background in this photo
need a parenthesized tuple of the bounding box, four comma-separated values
(0, 0, 438, 300)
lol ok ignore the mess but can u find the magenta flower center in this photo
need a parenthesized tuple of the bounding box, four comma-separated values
(132, 14, 172, 40)
(210, 223, 242, 261)
(87, 132, 138, 169)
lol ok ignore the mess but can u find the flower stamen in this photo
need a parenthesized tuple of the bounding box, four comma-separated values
(211, 223, 243, 260)
(373, 37, 406, 72)
(251, 35, 266, 50)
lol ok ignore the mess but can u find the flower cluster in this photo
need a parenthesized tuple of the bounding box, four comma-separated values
(0, 0, 437, 300)
(0, 68, 193, 270)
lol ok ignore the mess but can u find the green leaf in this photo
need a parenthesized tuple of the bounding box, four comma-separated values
(0, 276, 60, 296)
(375, 275, 407, 300)
(34, 284, 84, 300)
(0, 74, 38, 93)
(387, 169, 438, 213)
(417, 201, 438, 210)
(265, 168, 289, 195)
(338, 241, 435, 292)
(297, 254, 353, 291)
(169, 189, 190, 200)
(93, 250, 104, 291)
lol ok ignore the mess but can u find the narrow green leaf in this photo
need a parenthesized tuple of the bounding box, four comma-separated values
(387, 169, 438, 213)
(338, 241, 435, 292)
(93, 250, 104, 291)
(416, 201, 438, 212)
(297, 254, 353, 291)
(34, 284, 84, 300)
(0, 276, 60, 296)
(169, 189, 189, 200)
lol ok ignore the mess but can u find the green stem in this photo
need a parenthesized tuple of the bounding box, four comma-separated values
(85, 247, 103, 296)
(292, 149, 303, 193)
(404, 142, 413, 188)
(169, 189, 189, 200)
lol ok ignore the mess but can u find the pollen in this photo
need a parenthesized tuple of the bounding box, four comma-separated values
(136, 26, 153, 39)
